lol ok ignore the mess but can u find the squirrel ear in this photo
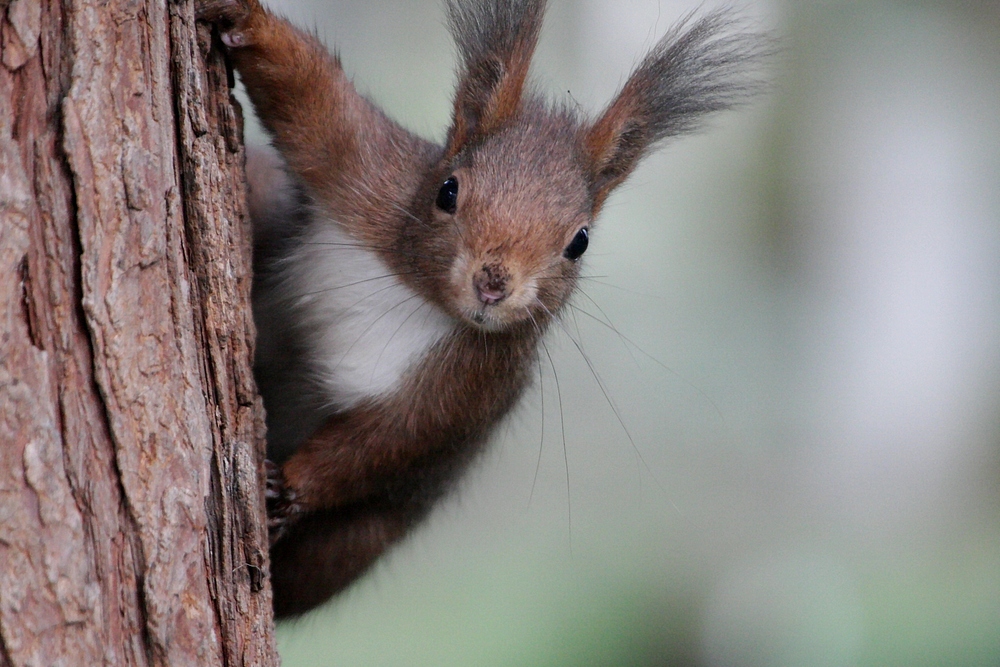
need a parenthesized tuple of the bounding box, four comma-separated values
(583, 10, 771, 213)
(445, 0, 546, 155)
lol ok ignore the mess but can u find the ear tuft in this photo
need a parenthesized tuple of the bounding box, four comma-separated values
(584, 9, 773, 211)
(445, 0, 548, 154)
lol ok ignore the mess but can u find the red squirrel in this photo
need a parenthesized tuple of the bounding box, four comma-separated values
(197, 0, 768, 617)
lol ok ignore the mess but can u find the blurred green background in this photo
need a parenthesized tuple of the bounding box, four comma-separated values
(238, 1, 1000, 664)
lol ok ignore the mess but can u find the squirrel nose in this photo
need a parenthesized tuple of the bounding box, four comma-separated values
(473, 265, 510, 306)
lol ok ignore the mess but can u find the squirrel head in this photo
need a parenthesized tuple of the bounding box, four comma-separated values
(407, 0, 768, 332)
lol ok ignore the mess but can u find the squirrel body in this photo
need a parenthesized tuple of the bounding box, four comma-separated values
(250, 146, 457, 459)
(198, 0, 767, 617)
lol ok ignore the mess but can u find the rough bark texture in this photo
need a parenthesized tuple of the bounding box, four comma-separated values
(0, 1, 277, 665)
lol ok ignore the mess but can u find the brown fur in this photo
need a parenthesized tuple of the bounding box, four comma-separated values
(198, 0, 768, 617)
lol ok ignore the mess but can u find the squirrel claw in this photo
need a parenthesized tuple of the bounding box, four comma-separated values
(264, 459, 301, 545)
(263, 459, 283, 499)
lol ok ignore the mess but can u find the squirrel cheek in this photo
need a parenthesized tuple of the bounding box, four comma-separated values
(499, 277, 538, 313)
(446, 251, 478, 310)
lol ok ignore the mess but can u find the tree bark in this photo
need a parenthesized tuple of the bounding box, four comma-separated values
(0, 1, 277, 665)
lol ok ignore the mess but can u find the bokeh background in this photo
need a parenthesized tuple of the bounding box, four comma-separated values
(238, 1, 1000, 664)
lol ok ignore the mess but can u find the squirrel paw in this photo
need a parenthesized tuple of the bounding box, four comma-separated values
(264, 459, 302, 546)
(196, 0, 255, 47)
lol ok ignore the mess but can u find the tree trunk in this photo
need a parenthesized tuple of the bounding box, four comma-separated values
(0, 1, 277, 665)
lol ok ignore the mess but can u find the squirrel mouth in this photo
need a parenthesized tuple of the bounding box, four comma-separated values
(465, 302, 517, 332)
(463, 296, 538, 333)
(468, 306, 501, 330)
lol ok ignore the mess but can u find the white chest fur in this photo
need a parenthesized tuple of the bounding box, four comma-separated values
(284, 218, 456, 409)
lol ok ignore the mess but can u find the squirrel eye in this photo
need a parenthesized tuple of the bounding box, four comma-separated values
(563, 227, 589, 260)
(436, 176, 459, 214)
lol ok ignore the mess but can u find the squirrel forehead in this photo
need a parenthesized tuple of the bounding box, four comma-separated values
(459, 122, 592, 221)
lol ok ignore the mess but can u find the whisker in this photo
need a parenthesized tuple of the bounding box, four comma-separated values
(567, 298, 723, 421)
(386, 200, 435, 232)
(299, 270, 432, 297)
(529, 350, 545, 508)
(569, 301, 585, 351)
(491, 418, 511, 478)
(534, 274, 610, 281)
(524, 308, 546, 508)
(580, 278, 666, 301)
(567, 296, 642, 370)
(299, 241, 441, 263)
(370, 299, 430, 385)
(541, 338, 571, 555)
(536, 299, 672, 507)
(338, 281, 410, 313)
(333, 293, 424, 373)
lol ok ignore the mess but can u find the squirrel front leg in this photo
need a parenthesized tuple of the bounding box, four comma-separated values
(270, 331, 535, 530)
(198, 0, 370, 197)
(263, 404, 468, 543)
